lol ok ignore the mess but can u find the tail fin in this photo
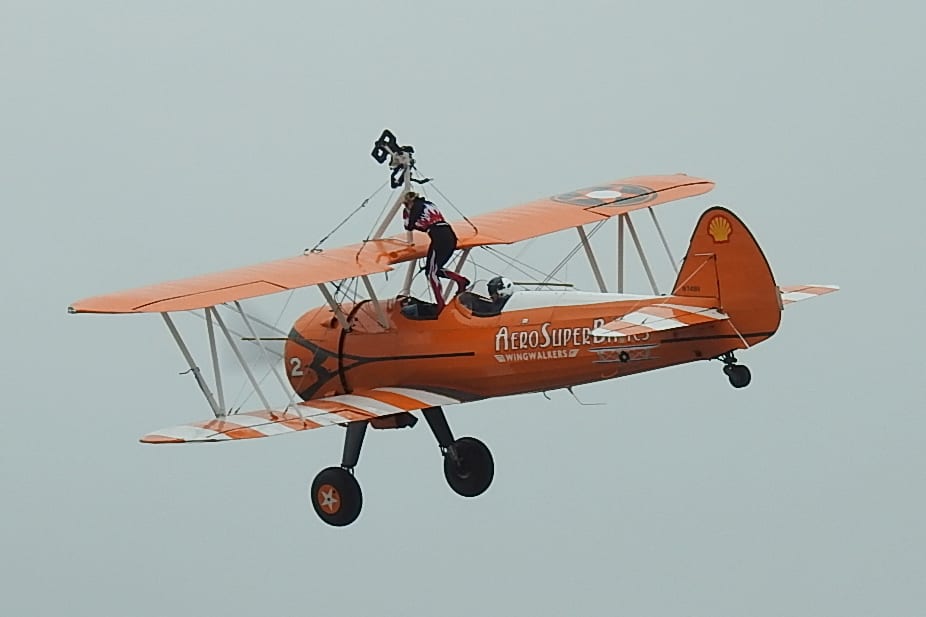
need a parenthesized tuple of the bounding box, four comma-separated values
(672, 207, 781, 338)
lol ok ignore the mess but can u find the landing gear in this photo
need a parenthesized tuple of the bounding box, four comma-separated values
(310, 421, 366, 527)
(423, 406, 494, 498)
(720, 352, 752, 388)
(443, 436, 494, 497)
(309, 408, 494, 526)
(311, 466, 362, 527)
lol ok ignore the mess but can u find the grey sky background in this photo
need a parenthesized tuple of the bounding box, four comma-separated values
(2, 1, 924, 615)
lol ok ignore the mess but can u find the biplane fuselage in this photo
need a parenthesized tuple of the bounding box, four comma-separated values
(285, 290, 771, 405)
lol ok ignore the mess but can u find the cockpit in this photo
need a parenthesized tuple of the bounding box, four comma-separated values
(400, 276, 515, 320)
(458, 290, 509, 317)
(398, 296, 441, 320)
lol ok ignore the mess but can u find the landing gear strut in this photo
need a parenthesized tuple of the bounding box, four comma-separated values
(720, 351, 751, 388)
(423, 406, 494, 497)
(310, 421, 366, 527)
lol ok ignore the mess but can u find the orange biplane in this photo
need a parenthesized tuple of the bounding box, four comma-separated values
(70, 130, 838, 526)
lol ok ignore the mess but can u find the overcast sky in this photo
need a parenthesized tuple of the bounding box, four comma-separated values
(2, 1, 924, 616)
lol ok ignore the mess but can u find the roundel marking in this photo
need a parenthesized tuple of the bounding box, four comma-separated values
(585, 189, 624, 199)
(552, 184, 658, 208)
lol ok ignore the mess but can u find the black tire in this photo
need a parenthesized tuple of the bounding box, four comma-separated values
(727, 364, 752, 389)
(443, 437, 494, 497)
(310, 466, 362, 527)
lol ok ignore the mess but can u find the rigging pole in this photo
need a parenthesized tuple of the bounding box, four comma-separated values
(370, 129, 418, 295)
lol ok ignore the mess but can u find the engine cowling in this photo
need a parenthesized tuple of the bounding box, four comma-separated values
(284, 306, 346, 401)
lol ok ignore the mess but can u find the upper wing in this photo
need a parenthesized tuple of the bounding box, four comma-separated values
(450, 173, 713, 248)
(354, 174, 714, 259)
(69, 174, 712, 315)
(779, 284, 839, 307)
(140, 387, 461, 444)
(591, 303, 728, 338)
(68, 242, 396, 314)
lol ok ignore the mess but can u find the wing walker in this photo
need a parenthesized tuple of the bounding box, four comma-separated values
(70, 130, 838, 526)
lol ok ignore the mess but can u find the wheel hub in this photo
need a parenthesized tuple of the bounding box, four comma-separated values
(316, 484, 341, 515)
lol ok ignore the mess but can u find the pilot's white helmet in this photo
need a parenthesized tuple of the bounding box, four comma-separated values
(487, 276, 513, 299)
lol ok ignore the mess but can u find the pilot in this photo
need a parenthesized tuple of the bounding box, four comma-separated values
(468, 276, 514, 316)
(487, 276, 514, 308)
(403, 191, 470, 311)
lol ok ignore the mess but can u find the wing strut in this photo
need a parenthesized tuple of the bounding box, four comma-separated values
(212, 308, 272, 411)
(617, 215, 625, 292)
(360, 276, 389, 328)
(648, 207, 678, 274)
(317, 283, 350, 330)
(400, 257, 417, 297)
(577, 225, 608, 293)
(623, 214, 659, 294)
(162, 312, 223, 418)
(614, 207, 682, 293)
(205, 308, 226, 413)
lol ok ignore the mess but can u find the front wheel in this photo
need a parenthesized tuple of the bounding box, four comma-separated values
(311, 467, 362, 527)
(443, 437, 494, 497)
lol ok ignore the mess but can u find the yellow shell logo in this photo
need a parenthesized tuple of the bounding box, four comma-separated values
(708, 216, 732, 243)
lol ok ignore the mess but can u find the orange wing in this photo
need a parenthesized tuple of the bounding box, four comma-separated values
(140, 387, 462, 444)
(68, 243, 395, 314)
(69, 174, 713, 315)
(374, 174, 713, 255)
(451, 173, 713, 247)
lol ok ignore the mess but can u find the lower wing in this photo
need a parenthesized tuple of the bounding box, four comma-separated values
(141, 387, 461, 444)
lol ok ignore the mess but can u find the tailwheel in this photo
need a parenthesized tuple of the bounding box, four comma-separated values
(443, 437, 494, 497)
(311, 467, 362, 527)
(719, 351, 751, 389)
(723, 363, 752, 388)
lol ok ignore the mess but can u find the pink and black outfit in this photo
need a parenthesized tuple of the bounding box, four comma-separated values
(403, 197, 470, 310)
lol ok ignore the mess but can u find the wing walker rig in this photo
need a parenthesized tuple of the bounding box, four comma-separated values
(69, 130, 839, 526)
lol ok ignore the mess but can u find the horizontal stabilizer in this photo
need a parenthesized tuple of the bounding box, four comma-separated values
(141, 387, 460, 444)
(591, 303, 727, 338)
(779, 285, 839, 307)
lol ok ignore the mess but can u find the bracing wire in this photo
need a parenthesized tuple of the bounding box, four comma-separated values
(363, 186, 401, 242)
(480, 247, 554, 283)
(541, 219, 609, 285)
(415, 176, 585, 287)
(272, 290, 295, 331)
(483, 245, 569, 283)
(467, 257, 503, 279)
(470, 220, 609, 290)
(333, 275, 360, 305)
(414, 170, 479, 236)
(309, 180, 389, 254)
(231, 362, 277, 413)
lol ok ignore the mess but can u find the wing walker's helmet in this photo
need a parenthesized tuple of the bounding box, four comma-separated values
(488, 276, 514, 300)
